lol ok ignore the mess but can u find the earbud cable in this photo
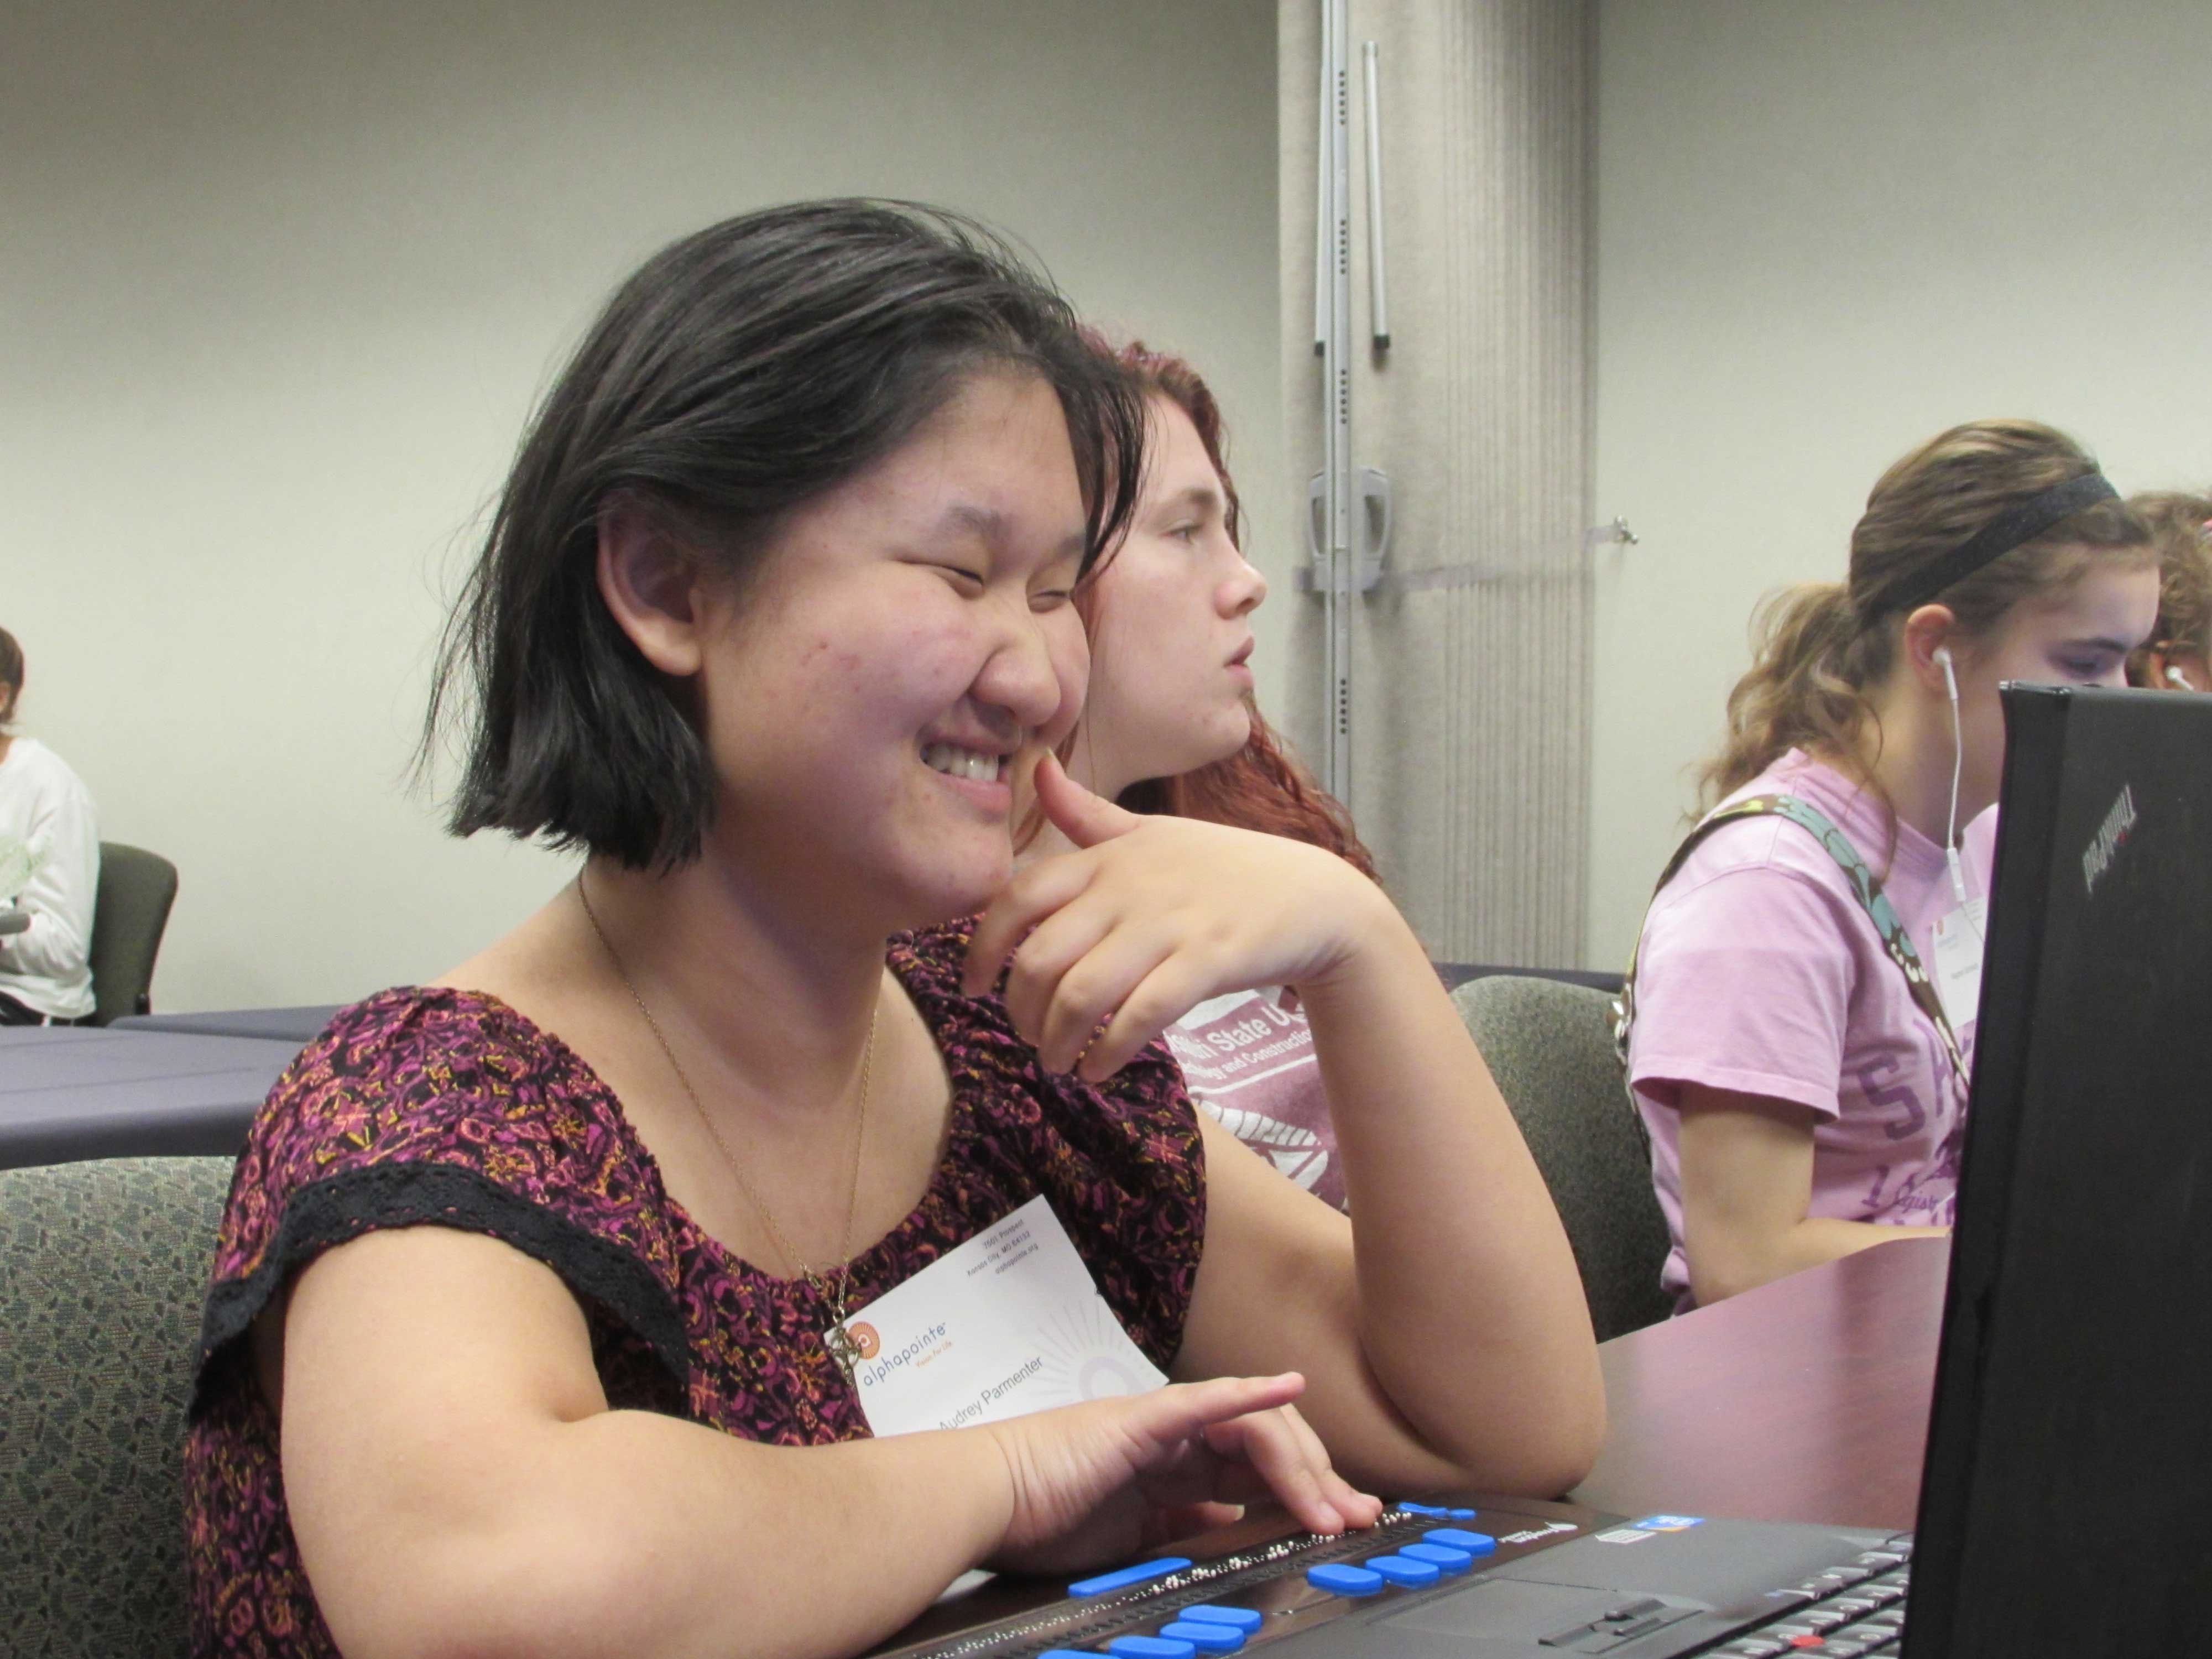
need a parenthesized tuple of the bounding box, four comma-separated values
(1940, 649, 1983, 941)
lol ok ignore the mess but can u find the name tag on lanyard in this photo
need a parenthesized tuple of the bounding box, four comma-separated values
(1931, 898, 1987, 1038)
(834, 1193, 1167, 1438)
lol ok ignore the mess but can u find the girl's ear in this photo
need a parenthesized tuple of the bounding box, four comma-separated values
(596, 498, 708, 677)
(2154, 648, 2210, 692)
(1900, 603, 1960, 692)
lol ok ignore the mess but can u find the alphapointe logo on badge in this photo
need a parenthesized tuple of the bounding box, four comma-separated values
(847, 1322, 881, 1360)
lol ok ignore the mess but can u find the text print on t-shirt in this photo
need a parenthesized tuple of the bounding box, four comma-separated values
(1165, 986, 1337, 1203)
(1858, 1052, 1926, 1142)
(1850, 1055, 1963, 1223)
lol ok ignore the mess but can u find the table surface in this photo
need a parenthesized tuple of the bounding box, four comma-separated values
(113, 1005, 341, 1043)
(0, 1024, 300, 1168)
(1570, 1235, 1952, 1531)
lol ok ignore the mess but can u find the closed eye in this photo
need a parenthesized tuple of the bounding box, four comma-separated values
(2053, 651, 2127, 684)
(934, 565, 985, 592)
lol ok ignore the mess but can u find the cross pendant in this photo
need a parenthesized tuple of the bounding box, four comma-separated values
(822, 1320, 862, 1381)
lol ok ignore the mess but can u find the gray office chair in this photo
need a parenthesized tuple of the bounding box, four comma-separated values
(88, 842, 179, 1025)
(1452, 974, 1675, 1342)
(0, 1155, 232, 1656)
(1433, 962, 1625, 996)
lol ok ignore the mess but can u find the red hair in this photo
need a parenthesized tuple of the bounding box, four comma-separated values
(1071, 336, 1378, 881)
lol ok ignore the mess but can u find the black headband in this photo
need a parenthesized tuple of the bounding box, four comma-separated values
(1877, 472, 2119, 615)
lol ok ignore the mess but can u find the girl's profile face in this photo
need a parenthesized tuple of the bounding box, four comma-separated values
(1074, 397, 1266, 796)
(690, 369, 1091, 932)
(1953, 559, 2161, 806)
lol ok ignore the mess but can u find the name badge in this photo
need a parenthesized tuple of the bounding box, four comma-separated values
(836, 1193, 1167, 1438)
(1931, 898, 1987, 1035)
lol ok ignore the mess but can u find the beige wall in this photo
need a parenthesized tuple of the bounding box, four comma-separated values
(3, 0, 1282, 1011)
(1277, 0, 1594, 967)
(1587, 0, 2212, 968)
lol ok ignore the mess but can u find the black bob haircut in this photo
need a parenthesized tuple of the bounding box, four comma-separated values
(425, 200, 1148, 872)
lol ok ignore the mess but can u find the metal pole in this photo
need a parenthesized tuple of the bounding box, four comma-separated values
(1363, 40, 1390, 352)
(1321, 0, 1354, 801)
(1314, 24, 1332, 357)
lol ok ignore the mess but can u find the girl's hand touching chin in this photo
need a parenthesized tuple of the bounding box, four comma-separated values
(964, 754, 1404, 1081)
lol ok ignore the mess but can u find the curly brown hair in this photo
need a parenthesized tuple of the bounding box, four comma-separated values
(2122, 491, 2212, 685)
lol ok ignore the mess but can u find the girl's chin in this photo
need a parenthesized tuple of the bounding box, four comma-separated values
(891, 860, 1015, 933)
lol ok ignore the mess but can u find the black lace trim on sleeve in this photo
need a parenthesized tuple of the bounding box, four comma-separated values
(190, 1161, 690, 1418)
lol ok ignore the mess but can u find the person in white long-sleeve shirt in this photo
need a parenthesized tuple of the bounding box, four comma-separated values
(0, 627, 100, 1024)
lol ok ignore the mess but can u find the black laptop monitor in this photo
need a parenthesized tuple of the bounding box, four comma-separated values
(1908, 685, 2212, 1657)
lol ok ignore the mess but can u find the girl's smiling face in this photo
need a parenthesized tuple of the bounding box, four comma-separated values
(680, 369, 1092, 933)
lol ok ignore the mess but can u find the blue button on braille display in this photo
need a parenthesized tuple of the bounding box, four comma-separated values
(1178, 1606, 1264, 1632)
(1395, 1501, 1446, 1515)
(1105, 1638, 1196, 1659)
(1068, 1558, 1193, 1597)
(1402, 1542, 1474, 1573)
(1446, 1507, 1477, 1519)
(1159, 1620, 1245, 1652)
(1306, 1563, 1385, 1596)
(1421, 1527, 1497, 1555)
(1365, 1554, 1442, 1587)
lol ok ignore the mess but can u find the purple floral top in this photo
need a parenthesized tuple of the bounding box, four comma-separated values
(182, 919, 1206, 1656)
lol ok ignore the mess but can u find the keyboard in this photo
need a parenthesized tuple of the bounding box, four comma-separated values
(874, 1505, 1913, 1659)
(1693, 1541, 1911, 1657)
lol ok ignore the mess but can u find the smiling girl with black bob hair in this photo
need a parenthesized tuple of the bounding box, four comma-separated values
(182, 200, 1600, 1659)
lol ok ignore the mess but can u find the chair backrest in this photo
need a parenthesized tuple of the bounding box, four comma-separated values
(1451, 974, 1674, 1342)
(0, 1155, 232, 1657)
(1433, 962, 1625, 996)
(88, 842, 179, 1025)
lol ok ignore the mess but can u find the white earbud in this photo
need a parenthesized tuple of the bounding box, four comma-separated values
(2167, 666, 2193, 690)
(1935, 643, 1959, 701)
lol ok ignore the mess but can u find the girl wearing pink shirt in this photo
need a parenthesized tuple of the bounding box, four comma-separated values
(1623, 420, 2161, 1308)
(1021, 339, 1380, 1212)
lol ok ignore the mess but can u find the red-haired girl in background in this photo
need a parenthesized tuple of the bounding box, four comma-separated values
(1024, 338, 1379, 1211)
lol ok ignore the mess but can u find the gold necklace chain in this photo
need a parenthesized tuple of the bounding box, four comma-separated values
(576, 877, 876, 1339)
